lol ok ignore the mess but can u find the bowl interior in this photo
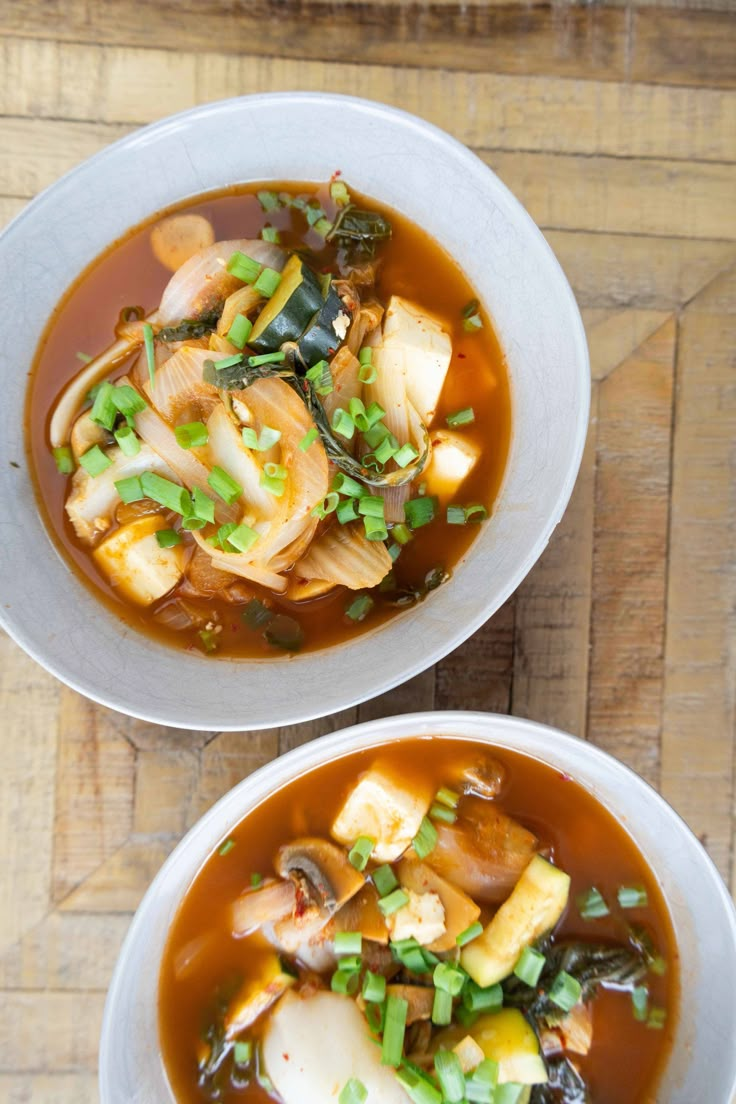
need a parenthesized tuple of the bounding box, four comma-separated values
(0, 93, 588, 728)
(99, 711, 736, 1103)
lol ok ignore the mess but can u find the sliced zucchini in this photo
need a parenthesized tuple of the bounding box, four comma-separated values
(461, 855, 570, 988)
(250, 254, 324, 353)
(436, 1009, 548, 1086)
(297, 285, 353, 368)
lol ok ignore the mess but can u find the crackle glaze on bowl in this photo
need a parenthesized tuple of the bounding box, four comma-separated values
(0, 94, 589, 729)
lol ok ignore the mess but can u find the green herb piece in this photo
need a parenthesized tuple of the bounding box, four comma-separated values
(257, 190, 281, 212)
(143, 322, 156, 386)
(247, 350, 286, 368)
(306, 359, 333, 396)
(208, 465, 243, 505)
(175, 421, 208, 449)
(433, 962, 466, 996)
(446, 406, 475, 427)
(434, 1050, 465, 1102)
(114, 424, 141, 457)
(264, 614, 304, 652)
(339, 1078, 368, 1104)
(346, 594, 374, 622)
(298, 427, 319, 451)
(314, 217, 334, 237)
(462, 298, 480, 319)
(494, 1085, 525, 1104)
(114, 476, 144, 504)
(618, 885, 649, 909)
(463, 313, 483, 333)
(339, 838, 372, 880)
(52, 446, 75, 474)
(226, 313, 253, 349)
(435, 786, 459, 809)
(334, 931, 362, 956)
(456, 921, 484, 948)
(253, 266, 282, 297)
(250, 872, 263, 888)
(331, 407, 355, 440)
(358, 495, 385, 519)
(90, 380, 117, 430)
(395, 1067, 442, 1104)
(378, 888, 410, 917)
(141, 472, 191, 515)
(363, 421, 392, 449)
(394, 443, 419, 468)
(155, 528, 181, 548)
(549, 970, 583, 1012)
(363, 515, 388, 541)
(463, 980, 503, 1012)
(227, 250, 261, 284)
(79, 445, 112, 477)
(431, 986, 453, 1025)
(336, 498, 360, 524)
(381, 994, 408, 1067)
(218, 838, 235, 856)
(213, 354, 244, 372)
(412, 816, 438, 860)
(362, 970, 386, 1003)
(233, 1040, 252, 1066)
(647, 1006, 667, 1030)
(391, 937, 437, 974)
(465, 1058, 499, 1103)
(513, 946, 546, 987)
(76, 351, 93, 363)
(227, 523, 259, 553)
(405, 495, 437, 529)
(464, 503, 488, 523)
(190, 487, 215, 524)
(330, 180, 351, 206)
(331, 472, 365, 498)
(331, 967, 360, 995)
(358, 361, 377, 384)
(260, 225, 280, 244)
(577, 887, 610, 920)
(429, 802, 456, 824)
(373, 865, 399, 898)
(447, 504, 467, 526)
(632, 985, 649, 1022)
(111, 384, 147, 421)
(311, 492, 340, 519)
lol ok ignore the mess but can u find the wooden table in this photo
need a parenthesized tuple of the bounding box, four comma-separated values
(1, 2, 734, 1099)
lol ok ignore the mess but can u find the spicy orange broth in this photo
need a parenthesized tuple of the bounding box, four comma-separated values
(27, 184, 511, 658)
(159, 738, 678, 1103)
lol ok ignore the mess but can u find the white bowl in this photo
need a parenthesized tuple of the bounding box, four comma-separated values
(0, 93, 589, 729)
(99, 711, 736, 1102)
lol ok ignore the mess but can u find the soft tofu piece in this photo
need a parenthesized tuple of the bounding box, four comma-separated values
(424, 429, 480, 500)
(263, 991, 408, 1103)
(65, 443, 174, 544)
(453, 1034, 486, 1073)
(386, 888, 446, 946)
(381, 296, 452, 424)
(92, 515, 184, 605)
(331, 765, 432, 862)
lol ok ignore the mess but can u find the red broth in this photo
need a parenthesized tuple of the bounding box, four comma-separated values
(27, 184, 511, 658)
(158, 738, 678, 1103)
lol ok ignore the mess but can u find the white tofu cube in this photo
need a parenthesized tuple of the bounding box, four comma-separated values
(382, 296, 452, 424)
(424, 429, 480, 499)
(386, 889, 446, 946)
(331, 766, 432, 862)
(93, 515, 184, 606)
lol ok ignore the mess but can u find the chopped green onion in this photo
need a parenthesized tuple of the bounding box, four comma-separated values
(306, 359, 333, 396)
(378, 888, 410, 917)
(313, 216, 333, 237)
(226, 313, 253, 349)
(257, 190, 280, 212)
(334, 931, 362, 955)
(358, 346, 373, 366)
(264, 614, 303, 651)
(213, 353, 244, 371)
(646, 1006, 667, 1030)
(372, 437, 396, 466)
(435, 786, 459, 809)
(210, 522, 237, 549)
(373, 865, 399, 898)
(463, 313, 483, 333)
(76, 351, 93, 363)
(348, 397, 368, 430)
(391, 937, 433, 974)
(298, 427, 319, 451)
(649, 954, 667, 977)
(248, 351, 287, 369)
(381, 994, 408, 1067)
(181, 515, 206, 531)
(233, 1040, 252, 1066)
(191, 487, 216, 523)
(363, 515, 388, 541)
(52, 446, 75, 474)
(513, 946, 546, 987)
(227, 250, 261, 284)
(114, 475, 144, 504)
(305, 202, 326, 227)
(363, 421, 392, 449)
(250, 872, 263, 888)
(330, 180, 351, 205)
(242, 598, 273, 630)
(337, 498, 360, 524)
(446, 406, 475, 427)
(462, 298, 480, 319)
(577, 887, 610, 920)
(218, 838, 235, 856)
(227, 523, 259, 553)
(175, 421, 208, 449)
(311, 492, 340, 519)
(429, 802, 456, 824)
(362, 970, 386, 1003)
(364, 401, 386, 427)
(549, 970, 582, 1012)
(264, 462, 287, 479)
(348, 837, 375, 872)
(433, 963, 465, 996)
(456, 921, 484, 947)
(395, 1067, 442, 1104)
(358, 362, 377, 384)
(253, 266, 282, 297)
(455, 1004, 479, 1028)
(464, 503, 488, 523)
(260, 471, 287, 497)
(331, 967, 360, 995)
(431, 986, 453, 1025)
(208, 465, 243, 505)
(447, 504, 467, 526)
(114, 424, 141, 457)
(405, 495, 437, 529)
(412, 816, 438, 860)
(141, 471, 191, 515)
(465, 1058, 499, 1103)
(243, 424, 281, 452)
(494, 1085, 525, 1104)
(463, 981, 503, 1012)
(143, 322, 155, 386)
(434, 1050, 465, 1102)
(346, 594, 374, 622)
(79, 445, 112, 477)
(394, 443, 419, 468)
(632, 985, 649, 1022)
(358, 495, 385, 519)
(111, 384, 147, 421)
(90, 380, 117, 430)
(391, 523, 412, 546)
(332, 473, 365, 498)
(155, 528, 181, 548)
(339, 1078, 368, 1104)
(618, 885, 649, 909)
(260, 225, 280, 244)
(331, 407, 355, 440)
(387, 542, 402, 562)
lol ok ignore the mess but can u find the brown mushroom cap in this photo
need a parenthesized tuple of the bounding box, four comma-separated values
(275, 837, 365, 913)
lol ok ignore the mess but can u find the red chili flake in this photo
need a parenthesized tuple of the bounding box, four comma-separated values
(559, 772, 572, 781)
(457, 352, 467, 359)
(331, 169, 343, 180)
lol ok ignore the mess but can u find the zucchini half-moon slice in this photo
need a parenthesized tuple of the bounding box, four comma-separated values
(250, 255, 324, 352)
(297, 285, 353, 368)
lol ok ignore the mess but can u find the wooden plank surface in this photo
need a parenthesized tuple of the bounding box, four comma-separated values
(0, 2, 734, 1097)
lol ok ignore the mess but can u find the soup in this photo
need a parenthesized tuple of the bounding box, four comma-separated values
(28, 181, 510, 658)
(159, 738, 677, 1103)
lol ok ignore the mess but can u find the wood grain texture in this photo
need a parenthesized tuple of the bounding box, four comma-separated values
(1, 2, 735, 1095)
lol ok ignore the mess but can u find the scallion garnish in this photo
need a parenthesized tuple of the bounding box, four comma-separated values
(233, 1040, 252, 1066)
(79, 445, 112, 477)
(456, 920, 483, 948)
(345, 594, 374, 622)
(465, 1058, 500, 1100)
(260, 225, 280, 244)
(363, 515, 388, 541)
(446, 406, 475, 427)
(253, 266, 282, 297)
(393, 443, 419, 468)
(311, 492, 339, 520)
(463, 312, 483, 333)
(242, 425, 281, 452)
(647, 1006, 667, 1030)
(373, 864, 399, 898)
(181, 515, 206, 531)
(513, 946, 546, 987)
(435, 786, 459, 809)
(90, 380, 117, 430)
(434, 1050, 465, 1102)
(429, 802, 456, 824)
(331, 967, 360, 995)
(618, 885, 649, 909)
(446, 504, 467, 526)
(226, 523, 259, 553)
(464, 503, 488, 523)
(433, 962, 465, 996)
(141, 322, 156, 387)
(52, 446, 75, 474)
(361, 970, 386, 1003)
(363, 421, 392, 449)
(114, 475, 144, 504)
(358, 495, 385, 519)
(112, 424, 140, 457)
(412, 816, 438, 860)
(339, 1078, 368, 1104)
(632, 985, 649, 1022)
(335, 498, 359, 524)
(358, 361, 377, 384)
(373, 437, 396, 466)
(248, 350, 286, 368)
(218, 838, 235, 856)
(260, 472, 286, 497)
(462, 298, 480, 319)
(250, 872, 263, 888)
(155, 528, 182, 548)
(306, 359, 333, 396)
(226, 313, 253, 349)
(191, 487, 215, 524)
(76, 351, 93, 363)
(577, 887, 610, 920)
(207, 465, 243, 505)
(391, 937, 435, 974)
(378, 888, 410, 917)
(214, 353, 245, 371)
(331, 407, 355, 440)
(431, 986, 453, 1025)
(111, 384, 147, 421)
(447, 503, 489, 525)
(330, 180, 351, 206)
(348, 836, 375, 871)
(227, 250, 261, 284)
(175, 421, 208, 449)
(381, 994, 408, 1067)
(463, 980, 503, 1012)
(404, 495, 437, 530)
(332, 472, 365, 498)
(298, 427, 319, 451)
(549, 970, 582, 1012)
(395, 1067, 442, 1104)
(313, 217, 333, 237)
(495, 1085, 525, 1104)
(389, 524, 410, 546)
(334, 931, 362, 956)
(141, 471, 191, 515)
(257, 190, 280, 212)
(388, 542, 401, 562)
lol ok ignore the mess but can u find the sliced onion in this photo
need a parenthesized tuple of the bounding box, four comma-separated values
(217, 284, 263, 336)
(190, 531, 287, 592)
(322, 346, 362, 427)
(206, 402, 282, 520)
(294, 521, 391, 589)
(347, 298, 384, 356)
(151, 346, 220, 424)
(158, 238, 284, 326)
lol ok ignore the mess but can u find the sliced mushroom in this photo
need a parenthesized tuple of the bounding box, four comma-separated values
(224, 952, 295, 1040)
(275, 837, 365, 914)
(70, 410, 113, 462)
(231, 878, 296, 936)
(386, 985, 435, 1025)
(333, 883, 389, 944)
